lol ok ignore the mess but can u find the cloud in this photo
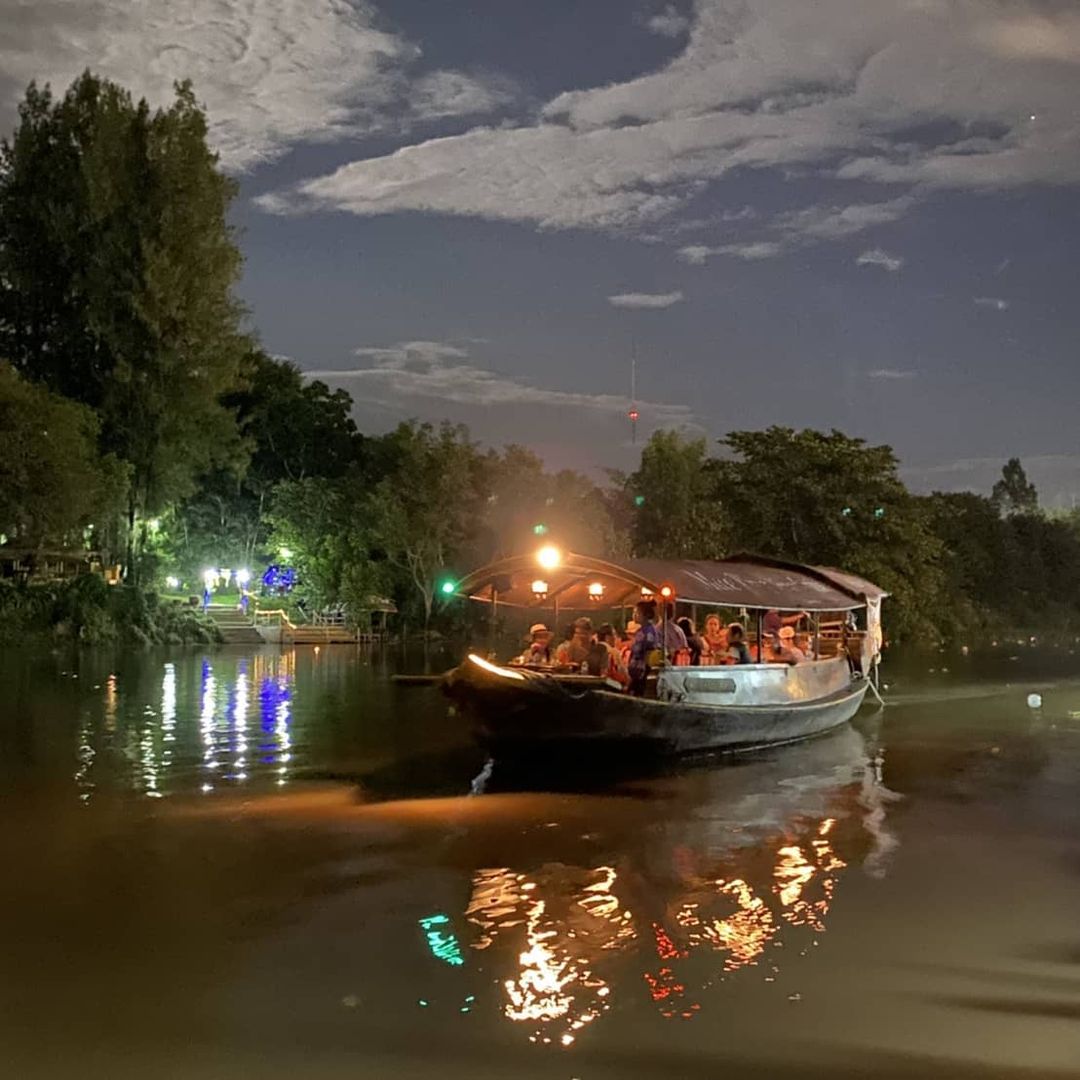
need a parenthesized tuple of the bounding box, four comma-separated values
(856, 248, 904, 273)
(678, 199, 907, 265)
(974, 296, 1010, 311)
(777, 197, 914, 242)
(607, 290, 684, 309)
(261, 1, 1080, 230)
(974, 11, 1080, 63)
(678, 238, 787, 264)
(308, 340, 694, 424)
(646, 5, 691, 39)
(867, 368, 915, 380)
(0, 1, 512, 171)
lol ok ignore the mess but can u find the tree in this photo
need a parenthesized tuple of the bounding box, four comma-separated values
(0, 74, 250, 571)
(477, 444, 627, 562)
(991, 458, 1038, 517)
(166, 352, 362, 580)
(711, 428, 946, 637)
(366, 422, 492, 630)
(628, 431, 726, 558)
(268, 473, 388, 618)
(0, 362, 128, 547)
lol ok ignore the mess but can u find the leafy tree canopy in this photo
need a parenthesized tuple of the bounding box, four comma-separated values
(628, 430, 726, 558)
(164, 352, 363, 580)
(0, 362, 128, 547)
(0, 72, 249, 534)
(991, 458, 1038, 517)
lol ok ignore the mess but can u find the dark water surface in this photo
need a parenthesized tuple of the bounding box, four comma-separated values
(2, 645, 1080, 1078)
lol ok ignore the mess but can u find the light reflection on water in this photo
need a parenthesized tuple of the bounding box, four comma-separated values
(76, 651, 302, 800)
(452, 732, 896, 1045)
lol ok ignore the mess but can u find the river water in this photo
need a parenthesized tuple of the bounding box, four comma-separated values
(2, 644, 1079, 1078)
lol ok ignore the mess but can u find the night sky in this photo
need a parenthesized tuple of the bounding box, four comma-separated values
(3, 1, 1079, 500)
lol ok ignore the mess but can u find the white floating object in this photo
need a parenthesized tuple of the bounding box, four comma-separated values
(1027, 693, 1042, 709)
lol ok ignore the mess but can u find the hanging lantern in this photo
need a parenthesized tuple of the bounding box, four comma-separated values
(531, 579, 549, 600)
(587, 581, 605, 600)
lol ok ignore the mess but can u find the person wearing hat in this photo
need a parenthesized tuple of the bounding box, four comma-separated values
(515, 622, 553, 666)
(772, 624, 806, 665)
(555, 616, 595, 669)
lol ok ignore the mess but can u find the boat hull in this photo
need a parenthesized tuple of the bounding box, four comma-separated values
(445, 659, 870, 759)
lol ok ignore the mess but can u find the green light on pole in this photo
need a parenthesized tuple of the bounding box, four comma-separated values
(440, 580, 456, 596)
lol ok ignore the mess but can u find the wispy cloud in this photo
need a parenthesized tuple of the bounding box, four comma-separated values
(308, 340, 694, 424)
(261, 2, 1080, 230)
(867, 368, 916, 380)
(646, 5, 691, 39)
(677, 199, 911, 266)
(0, 1, 513, 171)
(974, 296, 1010, 311)
(607, 291, 684, 309)
(857, 248, 905, 273)
(676, 240, 783, 264)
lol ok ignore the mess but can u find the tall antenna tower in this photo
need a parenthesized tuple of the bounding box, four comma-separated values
(628, 340, 639, 443)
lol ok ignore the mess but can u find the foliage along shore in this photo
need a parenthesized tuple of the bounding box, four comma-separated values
(3, 73, 1080, 647)
(0, 577, 221, 647)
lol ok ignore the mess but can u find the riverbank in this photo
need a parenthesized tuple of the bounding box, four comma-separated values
(0, 575, 222, 646)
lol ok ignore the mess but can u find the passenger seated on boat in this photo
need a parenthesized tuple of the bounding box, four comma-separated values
(771, 625, 806, 665)
(662, 603, 689, 654)
(596, 623, 630, 686)
(702, 613, 726, 660)
(763, 609, 807, 639)
(620, 620, 639, 667)
(555, 616, 594, 669)
(724, 623, 752, 665)
(676, 617, 707, 666)
(628, 602, 665, 695)
(515, 622, 553, 665)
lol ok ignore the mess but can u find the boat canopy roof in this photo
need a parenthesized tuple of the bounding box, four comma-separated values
(455, 552, 887, 612)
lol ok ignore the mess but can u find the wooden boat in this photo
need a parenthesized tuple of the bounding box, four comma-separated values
(442, 551, 886, 759)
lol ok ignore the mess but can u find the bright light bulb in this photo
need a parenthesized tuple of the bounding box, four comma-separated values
(588, 581, 604, 598)
(236, 568, 251, 586)
(531, 579, 549, 597)
(536, 545, 561, 570)
(165, 575, 180, 590)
